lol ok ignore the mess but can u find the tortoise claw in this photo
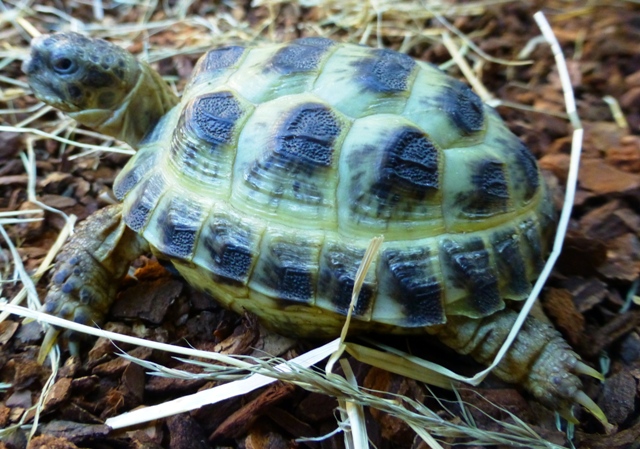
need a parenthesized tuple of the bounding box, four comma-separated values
(38, 326, 61, 364)
(574, 360, 604, 381)
(574, 390, 610, 429)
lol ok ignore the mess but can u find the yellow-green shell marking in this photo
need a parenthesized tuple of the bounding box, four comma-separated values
(113, 38, 554, 337)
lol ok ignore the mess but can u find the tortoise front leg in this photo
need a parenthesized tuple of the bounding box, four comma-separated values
(41, 204, 149, 359)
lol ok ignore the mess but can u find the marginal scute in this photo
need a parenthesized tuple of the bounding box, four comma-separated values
(490, 229, 530, 299)
(440, 237, 503, 317)
(199, 211, 257, 284)
(318, 244, 376, 318)
(354, 48, 416, 93)
(519, 218, 545, 277)
(157, 196, 203, 259)
(124, 173, 165, 232)
(379, 248, 445, 327)
(113, 148, 157, 200)
(253, 236, 321, 304)
(269, 38, 334, 74)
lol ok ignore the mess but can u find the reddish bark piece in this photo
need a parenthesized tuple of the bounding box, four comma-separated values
(542, 288, 585, 346)
(0, 320, 19, 346)
(294, 392, 339, 423)
(37, 420, 110, 445)
(111, 278, 183, 324)
(268, 407, 318, 442)
(167, 414, 210, 449)
(363, 367, 425, 446)
(40, 194, 78, 209)
(43, 377, 73, 412)
(561, 277, 609, 313)
(599, 370, 637, 425)
(244, 422, 296, 449)
(597, 233, 640, 282)
(606, 136, 640, 173)
(458, 388, 534, 427)
(92, 346, 153, 377)
(87, 322, 136, 364)
(581, 311, 640, 358)
(579, 158, 640, 194)
(11, 357, 45, 389)
(209, 382, 296, 441)
(0, 404, 9, 428)
(27, 435, 79, 449)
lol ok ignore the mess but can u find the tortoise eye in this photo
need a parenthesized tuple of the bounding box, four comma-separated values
(52, 57, 77, 74)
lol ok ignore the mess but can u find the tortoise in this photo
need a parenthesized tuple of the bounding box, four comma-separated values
(23, 32, 604, 420)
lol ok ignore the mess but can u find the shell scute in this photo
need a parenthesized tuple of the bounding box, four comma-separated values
(170, 90, 251, 194)
(490, 229, 530, 300)
(155, 196, 205, 260)
(438, 79, 486, 135)
(275, 101, 342, 167)
(439, 237, 504, 318)
(375, 247, 445, 327)
(187, 45, 245, 90)
(352, 48, 417, 93)
(188, 91, 244, 145)
(194, 209, 261, 285)
(123, 171, 166, 232)
(232, 95, 348, 224)
(269, 37, 335, 74)
(251, 233, 322, 304)
(337, 114, 444, 237)
(311, 45, 412, 117)
(317, 243, 377, 319)
(113, 147, 158, 200)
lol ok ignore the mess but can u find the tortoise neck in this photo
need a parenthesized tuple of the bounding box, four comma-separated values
(69, 62, 179, 148)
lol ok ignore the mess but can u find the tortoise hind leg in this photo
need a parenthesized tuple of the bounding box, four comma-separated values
(40, 204, 149, 360)
(428, 309, 607, 424)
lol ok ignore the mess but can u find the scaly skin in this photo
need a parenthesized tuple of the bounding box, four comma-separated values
(41, 205, 148, 353)
(428, 309, 602, 418)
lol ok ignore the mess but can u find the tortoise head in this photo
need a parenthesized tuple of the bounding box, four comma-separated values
(23, 32, 140, 113)
(23, 33, 178, 147)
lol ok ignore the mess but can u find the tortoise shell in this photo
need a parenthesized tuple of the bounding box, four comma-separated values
(112, 37, 554, 337)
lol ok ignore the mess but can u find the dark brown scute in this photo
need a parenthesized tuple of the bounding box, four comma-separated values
(268, 37, 334, 74)
(439, 80, 485, 135)
(379, 248, 445, 326)
(158, 197, 203, 259)
(319, 244, 376, 317)
(352, 48, 416, 93)
(202, 213, 257, 285)
(256, 240, 318, 303)
(455, 159, 509, 218)
(123, 172, 165, 231)
(440, 237, 503, 316)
